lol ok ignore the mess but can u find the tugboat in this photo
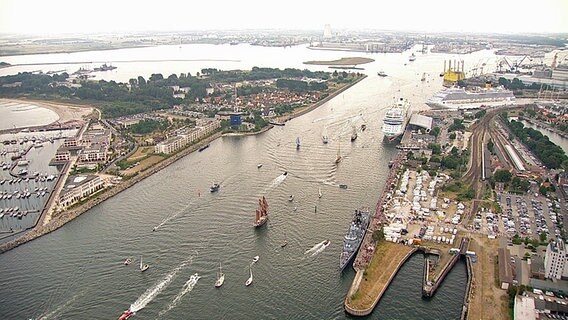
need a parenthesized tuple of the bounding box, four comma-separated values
(210, 183, 220, 192)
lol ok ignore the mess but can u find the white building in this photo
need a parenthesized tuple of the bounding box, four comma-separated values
(59, 175, 105, 208)
(544, 239, 568, 280)
(154, 119, 220, 154)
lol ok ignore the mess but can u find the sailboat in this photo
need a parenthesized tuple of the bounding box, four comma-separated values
(253, 196, 268, 227)
(245, 264, 253, 286)
(296, 137, 301, 150)
(123, 257, 133, 265)
(350, 126, 357, 141)
(215, 262, 225, 288)
(139, 255, 149, 272)
(335, 141, 342, 164)
(318, 187, 322, 198)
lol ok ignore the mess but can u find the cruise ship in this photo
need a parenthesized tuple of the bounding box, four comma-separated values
(426, 86, 515, 110)
(382, 98, 410, 142)
(339, 208, 370, 270)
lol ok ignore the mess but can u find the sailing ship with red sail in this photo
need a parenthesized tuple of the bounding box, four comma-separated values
(253, 196, 268, 227)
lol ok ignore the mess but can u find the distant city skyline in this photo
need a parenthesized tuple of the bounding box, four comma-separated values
(1, 0, 568, 35)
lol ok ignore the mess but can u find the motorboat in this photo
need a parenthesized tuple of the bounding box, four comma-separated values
(281, 241, 288, 248)
(245, 265, 253, 287)
(318, 187, 322, 198)
(377, 71, 387, 77)
(215, 262, 225, 288)
(124, 257, 133, 265)
(283, 171, 288, 176)
(288, 195, 294, 201)
(252, 255, 259, 263)
(339, 184, 348, 189)
(323, 239, 331, 246)
(257, 163, 263, 168)
(210, 183, 220, 193)
(118, 309, 134, 320)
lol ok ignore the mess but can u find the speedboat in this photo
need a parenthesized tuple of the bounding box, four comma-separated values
(257, 163, 263, 168)
(323, 239, 331, 246)
(252, 255, 259, 263)
(339, 184, 348, 189)
(288, 195, 294, 201)
(118, 309, 134, 320)
(281, 241, 288, 248)
(124, 257, 133, 265)
(283, 171, 288, 176)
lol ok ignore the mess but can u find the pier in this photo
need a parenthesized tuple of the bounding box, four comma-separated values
(422, 237, 469, 297)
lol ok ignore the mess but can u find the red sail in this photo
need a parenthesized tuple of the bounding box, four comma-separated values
(255, 209, 260, 222)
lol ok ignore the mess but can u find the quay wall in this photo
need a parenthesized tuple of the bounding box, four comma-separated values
(344, 247, 417, 317)
(462, 256, 474, 320)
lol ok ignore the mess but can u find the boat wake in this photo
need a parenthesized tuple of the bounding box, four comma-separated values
(157, 273, 200, 317)
(130, 258, 193, 313)
(153, 199, 199, 231)
(36, 291, 84, 320)
(262, 173, 287, 194)
(304, 240, 330, 257)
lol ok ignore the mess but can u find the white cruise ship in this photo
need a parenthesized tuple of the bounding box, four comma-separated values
(426, 86, 515, 110)
(382, 98, 410, 142)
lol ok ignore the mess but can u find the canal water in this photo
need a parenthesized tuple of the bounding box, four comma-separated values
(0, 44, 492, 319)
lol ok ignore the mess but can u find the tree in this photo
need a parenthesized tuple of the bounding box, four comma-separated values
(428, 143, 442, 155)
(449, 132, 456, 140)
(494, 169, 512, 183)
(431, 126, 441, 137)
(149, 73, 163, 82)
(137, 76, 146, 86)
(487, 139, 494, 154)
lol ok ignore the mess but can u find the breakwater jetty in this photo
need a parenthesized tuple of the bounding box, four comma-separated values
(422, 237, 470, 297)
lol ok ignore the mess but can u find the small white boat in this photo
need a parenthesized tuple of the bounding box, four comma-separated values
(288, 195, 294, 202)
(139, 255, 149, 272)
(124, 257, 133, 265)
(252, 255, 259, 263)
(318, 187, 322, 198)
(257, 163, 263, 168)
(245, 265, 253, 287)
(215, 262, 225, 288)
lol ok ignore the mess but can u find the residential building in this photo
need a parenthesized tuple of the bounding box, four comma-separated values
(154, 119, 220, 154)
(59, 175, 105, 208)
(544, 240, 568, 280)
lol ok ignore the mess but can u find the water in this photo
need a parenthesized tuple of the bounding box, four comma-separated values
(0, 100, 59, 130)
(0, 44, 495, 319)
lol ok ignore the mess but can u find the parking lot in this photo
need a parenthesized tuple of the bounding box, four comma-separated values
(496, 192, 563, 242)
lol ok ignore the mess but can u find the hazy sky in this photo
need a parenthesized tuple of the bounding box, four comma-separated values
(1, 0, 567, 34)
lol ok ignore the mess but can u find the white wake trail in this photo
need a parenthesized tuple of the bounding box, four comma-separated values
(37, 291, 84, 320)
(262, 173, 287, 194)
(310, 240, 331, 257)
(130, 258, 193, 312)
(304, 240, 327, 255)
(154, 199, 197, 230)
(157, 273, 200, 317)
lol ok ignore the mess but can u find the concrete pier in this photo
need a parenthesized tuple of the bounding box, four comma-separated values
(422, 237, 470, 297)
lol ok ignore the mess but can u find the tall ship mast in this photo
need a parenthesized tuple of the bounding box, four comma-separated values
(253, 196, 268, 227)
(382, 98, 410, 142)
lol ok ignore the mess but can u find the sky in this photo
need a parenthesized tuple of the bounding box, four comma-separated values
(1, 0, 567, 35)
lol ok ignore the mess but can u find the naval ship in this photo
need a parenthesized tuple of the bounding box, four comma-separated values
(339, 208, 370, 270)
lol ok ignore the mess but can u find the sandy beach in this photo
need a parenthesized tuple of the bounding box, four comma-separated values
(0, 98, 94, 125)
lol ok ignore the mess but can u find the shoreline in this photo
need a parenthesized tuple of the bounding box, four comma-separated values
(0, 76, 365, 254)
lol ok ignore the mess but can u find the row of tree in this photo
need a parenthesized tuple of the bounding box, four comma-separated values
(505, 118, 568, 169)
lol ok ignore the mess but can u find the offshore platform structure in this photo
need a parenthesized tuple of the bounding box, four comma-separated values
(442, 60, 465, 87)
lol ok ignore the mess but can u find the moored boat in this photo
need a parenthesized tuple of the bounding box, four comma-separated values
(339, 208, 371, 270)
(198, 144, 210, 152)
(253, 197, 268, 227)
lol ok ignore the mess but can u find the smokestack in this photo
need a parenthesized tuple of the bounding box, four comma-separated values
(448, 60, 451, 72)
(462, 61, 465, 73)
